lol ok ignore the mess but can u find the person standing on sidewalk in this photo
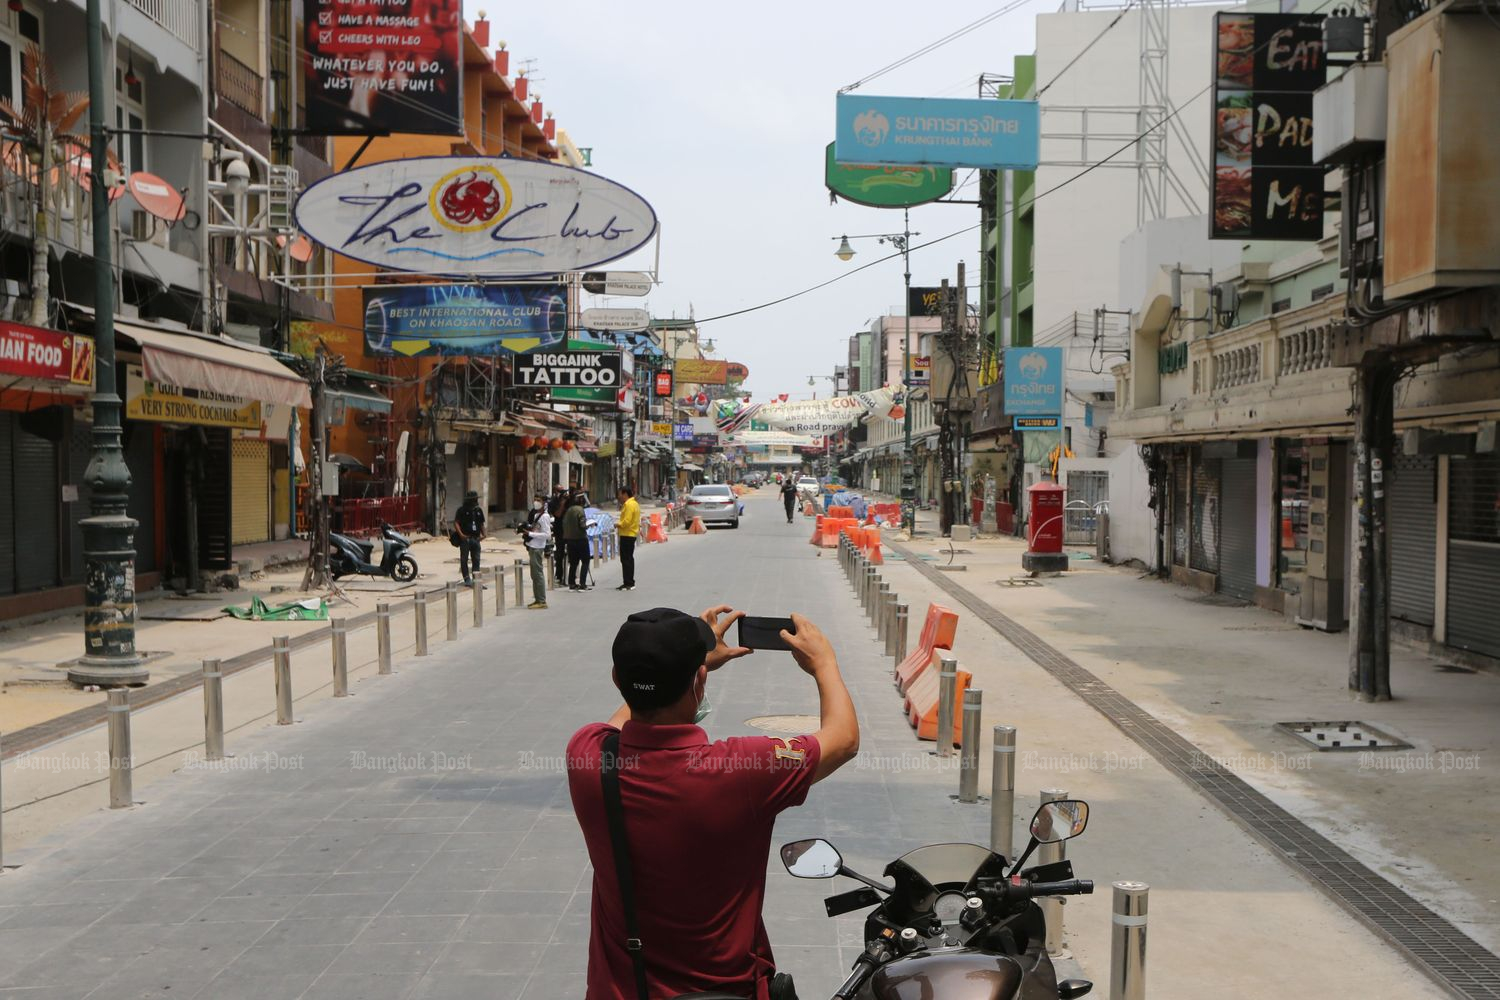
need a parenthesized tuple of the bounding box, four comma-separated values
(453, 490, 485, 585)
(548, 484, 569, 582)
(524, 498, 553, 609)
(566, 607, 858, 1000)
(616, 485, 640, 592)
(563, 492, 592, 591)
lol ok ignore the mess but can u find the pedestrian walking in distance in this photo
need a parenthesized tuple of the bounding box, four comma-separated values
(564, 492, 592, 591)
(780, 477, 798, 523)
(524, 495, 552, 609)
(548, 485, 569, 582)
(453, 490, 485, 584)
(616, 485, 640, 592)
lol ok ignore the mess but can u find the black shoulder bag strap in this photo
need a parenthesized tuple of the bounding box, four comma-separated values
(601, 731, 651, 1000)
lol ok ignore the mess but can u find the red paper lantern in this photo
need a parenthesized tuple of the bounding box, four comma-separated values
(549, 438, 562, 450)
(520, 435, 534, 449)
(561, 440, 574, 451)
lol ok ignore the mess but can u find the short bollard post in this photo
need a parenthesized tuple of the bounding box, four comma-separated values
(884, 596, 901, 657)
(413, 591, 429, 657)
(377, 603, 393, 675)
(513, 559, 525, 606)
(202, 659, 225, 759)
(936, 655, 958, 757)
(893, 604, 909, 666)
(957, 689, 982, 803)
(990, 725, 1016, 858)
(445, 583, 458, 640)
(107, 689, 132, 808)
(1039, 788, 1070, 954)
(879, 589, 894, 639)
(592, 538, 601, 571)
(330, 620, 349, 697)
(492, 566, 505, 615)
(273, 636, 293, 725)
(470, 578, 483, 628)
(873, 583, 889, 629)
(1110, 881, 1149, 1000)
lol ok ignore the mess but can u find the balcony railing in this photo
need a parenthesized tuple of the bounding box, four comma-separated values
(217, 51, 263, 118)
(126, 0, 200, 50)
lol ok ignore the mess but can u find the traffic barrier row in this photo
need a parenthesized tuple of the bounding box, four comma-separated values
(836, 533, 963, 747)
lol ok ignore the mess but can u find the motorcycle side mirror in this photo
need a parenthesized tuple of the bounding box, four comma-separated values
(780, 839, 843, 879)
(1029, 799, 1090, 844)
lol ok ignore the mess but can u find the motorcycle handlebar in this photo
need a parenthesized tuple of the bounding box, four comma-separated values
(1032, 879, 1094, 897)
(833, 953, 881, 1000)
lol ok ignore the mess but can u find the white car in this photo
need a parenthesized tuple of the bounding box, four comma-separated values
(795, 477, 821, 502)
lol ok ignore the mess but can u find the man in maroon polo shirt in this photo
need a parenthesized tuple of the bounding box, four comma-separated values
(567, 605, 859, 1000)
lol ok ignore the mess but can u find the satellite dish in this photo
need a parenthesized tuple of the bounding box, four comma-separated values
(126, 171, 186, 222)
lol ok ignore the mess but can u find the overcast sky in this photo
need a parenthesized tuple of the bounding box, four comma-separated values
(464, 1, 1042, 401)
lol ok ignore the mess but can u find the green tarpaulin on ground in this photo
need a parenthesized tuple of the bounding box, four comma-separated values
(223, 596, 329, 621)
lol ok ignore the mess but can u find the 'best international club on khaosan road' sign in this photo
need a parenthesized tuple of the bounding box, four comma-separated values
(363, 284, 567, 357)
(0, 321, 94, 387)
(835, 94, 1039, 170)
(1211, 13, 1326, 241)
(824, 142, 953, 208)
(303, 0, 463, 136)
(296, 157, 658, 276)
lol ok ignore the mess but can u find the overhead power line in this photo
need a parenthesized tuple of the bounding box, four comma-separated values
(840, 0, 1039, 93)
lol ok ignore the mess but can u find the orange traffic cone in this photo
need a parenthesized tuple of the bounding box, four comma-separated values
(689, 517, 707, 534)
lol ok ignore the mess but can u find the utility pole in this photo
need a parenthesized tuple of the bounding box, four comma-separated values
(302, 347, 331, 591)
(898, 207, 916, 536)
(69, 0, 146, 686)
(1350, 358, 1397, 702)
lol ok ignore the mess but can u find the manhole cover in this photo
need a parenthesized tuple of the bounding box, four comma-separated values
(1277, 721, 1411, 751)
(745, 715, 821, 734)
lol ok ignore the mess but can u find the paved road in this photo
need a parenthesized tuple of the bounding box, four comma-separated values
(0, 493, 986, 1000)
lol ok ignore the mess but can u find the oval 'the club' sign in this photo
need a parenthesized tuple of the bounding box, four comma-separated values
(294, 156, 658, 276)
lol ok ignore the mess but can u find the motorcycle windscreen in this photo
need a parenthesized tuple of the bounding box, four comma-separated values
(890, 843, 996, 887)
(870, 950, 1025, 1000)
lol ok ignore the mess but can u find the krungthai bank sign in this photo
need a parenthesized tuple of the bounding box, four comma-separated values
(835, 94, 1039, 170)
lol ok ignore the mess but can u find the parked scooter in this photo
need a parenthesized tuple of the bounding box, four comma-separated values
(779, 799, 1095, 1000)
(329, 522, 418, 582)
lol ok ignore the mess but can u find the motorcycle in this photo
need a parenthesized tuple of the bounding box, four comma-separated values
(779, 799, 1095, 1000)
(329, 522, 419, 582)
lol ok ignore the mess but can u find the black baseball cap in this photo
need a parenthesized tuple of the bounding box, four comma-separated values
(612, 608, 716, 710)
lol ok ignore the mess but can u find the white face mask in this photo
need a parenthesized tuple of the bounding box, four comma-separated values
(532, 501, 543, 510)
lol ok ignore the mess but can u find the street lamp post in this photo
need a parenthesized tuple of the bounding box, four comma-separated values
(834, 209, 918, 534)
(69, 0, 146, 685)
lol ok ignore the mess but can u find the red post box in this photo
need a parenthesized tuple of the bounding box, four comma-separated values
(1026, 482, 1066, 554)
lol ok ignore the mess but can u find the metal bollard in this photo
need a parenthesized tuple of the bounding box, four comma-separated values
(413, 591, 429, 657)
(492, 566, 505, 615)
(202, 659, 225, 758)
(893, 604, 909, 666)
(592, 538, 601, 571)
(330, 620, 349, 697)
(990, 726, 1016, 857)
(958, 689, 982, 803)
(884, 596, 901, 657)
(273, 636, 293, 725)
(1039, 788, 1070, 955)
(445, 583, 458, 640)
(1110, 882, 1149, 1000)
(873, 583, 889, 628)
(377, 603, 393, 675)
(107, 689, 132, 808)
(514, 559, 525, 606)
(879, 589, 894, 639)
(935, 655, 958, 757)
(471, 579, 483, 628)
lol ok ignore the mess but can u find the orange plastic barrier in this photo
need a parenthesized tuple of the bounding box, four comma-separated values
(904, 656, 972, 745)
(828, 505, 854, 519)
(820, 517, 857, 548)
(646, 513, 669, 544)
(688, 517, 707, 534)
(895, 603, 961, 692)
(803, 501, 815, 516)
(809, 515, 825, 545)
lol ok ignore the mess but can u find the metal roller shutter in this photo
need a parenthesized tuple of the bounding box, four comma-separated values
(125, 421, 157, 574)
(1219, 458, 1256, 600)
(199, 429, 233, 570)
(1446, 454, 1500, 659)
(1388, 450, 1436, 626)
(13, 413, 60, 592)
(0, 413, 14, 595)
(1171, 453, 1189, 566)
(1190, 454, 1221, 575)
(231, 438, 271, 545)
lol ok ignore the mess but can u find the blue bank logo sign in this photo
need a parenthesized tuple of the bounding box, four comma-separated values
(836, 94, 1040, 170)
(1003, 347, 1064, 417)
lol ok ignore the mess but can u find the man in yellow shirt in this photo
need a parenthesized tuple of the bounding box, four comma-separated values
(616, 485, 641, 592)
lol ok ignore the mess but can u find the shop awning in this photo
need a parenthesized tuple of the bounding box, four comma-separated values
(119, 323, 311, 409)
(678, 461, 703, 472)
(327, 386, 392, 414)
